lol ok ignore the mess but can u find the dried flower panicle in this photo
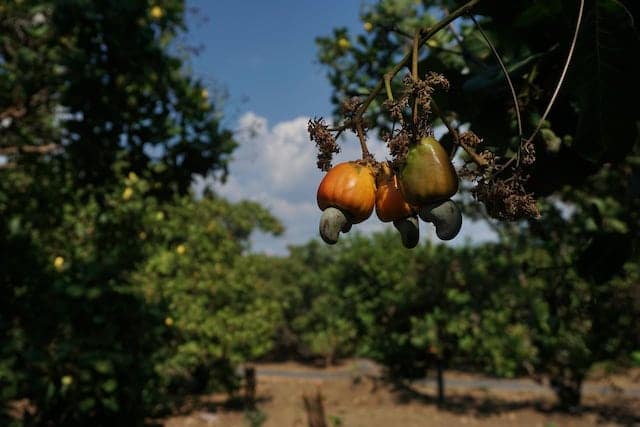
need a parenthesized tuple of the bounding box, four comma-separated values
(308, 117, 340, 171)
(383, 98, 408, 123)
(479, 150, 496, 165)
(459, 131, 482, 148)
(472, 173, 540, 221)
(455, 129, 540, 221)
(383, 128, 411, 170)
(341, 97, 361, 119)
(401, 72, 450, 117)
(380, 71, 450, 170)
(520, 139, 536, 165)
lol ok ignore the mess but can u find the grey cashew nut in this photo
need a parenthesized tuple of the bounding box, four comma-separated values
(319, 207, 351, 244)
(418, 199, 462, 241)
(393, 216, 420, 249)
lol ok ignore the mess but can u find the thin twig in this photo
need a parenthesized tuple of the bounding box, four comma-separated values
(469, 14, 523, 139)
(525, 0, 584, 146)
(412, 30, 421, 126)
(379, 24, 413, 40)
(412, 30, 420, 81)
(432, 101, 488, 167)
(386, 24, 469, 58)
(442, 7, 488, 69)
(355, 119, 371, 160)
(384, 73, 394, 101)
(431, 101, 460, 158)
(610, 0, 635, 29)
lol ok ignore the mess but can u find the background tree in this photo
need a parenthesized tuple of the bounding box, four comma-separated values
(0, 0, 275, 425)
(134, 194, 283, 397)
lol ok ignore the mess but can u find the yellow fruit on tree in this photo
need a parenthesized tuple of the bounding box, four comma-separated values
(150, 5, 164, 20)
(337, 38, 350, 50)
(122, 187, 134, 200)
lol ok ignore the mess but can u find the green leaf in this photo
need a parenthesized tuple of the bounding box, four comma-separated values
(571, 0, 640, 161)
(102, 379, 117, 393)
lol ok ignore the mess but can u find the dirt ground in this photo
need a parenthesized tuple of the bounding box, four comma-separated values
(161, 360, 640, 427)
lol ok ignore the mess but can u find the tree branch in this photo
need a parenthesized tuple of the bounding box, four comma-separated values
(0, 144, 61, 155)
(431, 100, 488, 167)
(0, 105, 27, 121)
(355, 0, 482, 119)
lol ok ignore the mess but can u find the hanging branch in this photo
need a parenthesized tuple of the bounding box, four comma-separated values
(490, 0, 584, 177)
(432, 100, 488, 167)
(411, 29, 421, 126)
(469, 14, 523, 139)
(524, 0, 584, 146)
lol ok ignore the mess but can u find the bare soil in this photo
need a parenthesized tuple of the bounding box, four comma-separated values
(161, 360, 640, 427)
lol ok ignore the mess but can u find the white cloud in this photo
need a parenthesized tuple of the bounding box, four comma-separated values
(195, 112, 497, 255)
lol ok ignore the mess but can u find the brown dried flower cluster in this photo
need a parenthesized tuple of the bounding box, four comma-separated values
(456, 130, 540, 221)
(459, 130, 482, 148)
(308, 118, 340, 171)
(381, 72, 450, 170)
(406, 72, 450, 114)
(472, 174, 540, 221)
(382, 128, 411, 169)
(383, 97, 408, 123)
(340, 97, 361, 119)
(520, 139, 536, 165)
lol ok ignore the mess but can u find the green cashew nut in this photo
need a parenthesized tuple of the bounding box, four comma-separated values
(319, 207, 351, 244)
(393, 216, 420, 249)
(418, 199, 462, 241)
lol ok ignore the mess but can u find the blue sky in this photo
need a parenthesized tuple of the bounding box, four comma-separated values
(185, 0, 373, 125)
(185, 0, 496, 254)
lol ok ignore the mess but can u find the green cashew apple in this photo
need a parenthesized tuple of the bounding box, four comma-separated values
(399, 136, 458, 206)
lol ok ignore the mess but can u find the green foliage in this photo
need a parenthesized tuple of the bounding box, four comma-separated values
(1, 0, 235, 193)
(1, 173, 165, 425)
(1, 166, 284, 424)
(0, 0, 282, 424)
(135, 195, 283, 394)
(2, 0, 639, 422)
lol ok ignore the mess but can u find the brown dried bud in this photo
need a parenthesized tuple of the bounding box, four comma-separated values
(472, 176, 540, 221)
(341, 97, 361, 118)
(308, 118, 340, 171)
(521, 140, 536, 165)
(459, 131, 482, 148)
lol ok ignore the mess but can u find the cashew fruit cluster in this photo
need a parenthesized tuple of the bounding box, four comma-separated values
(316, 137, 462, 247)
